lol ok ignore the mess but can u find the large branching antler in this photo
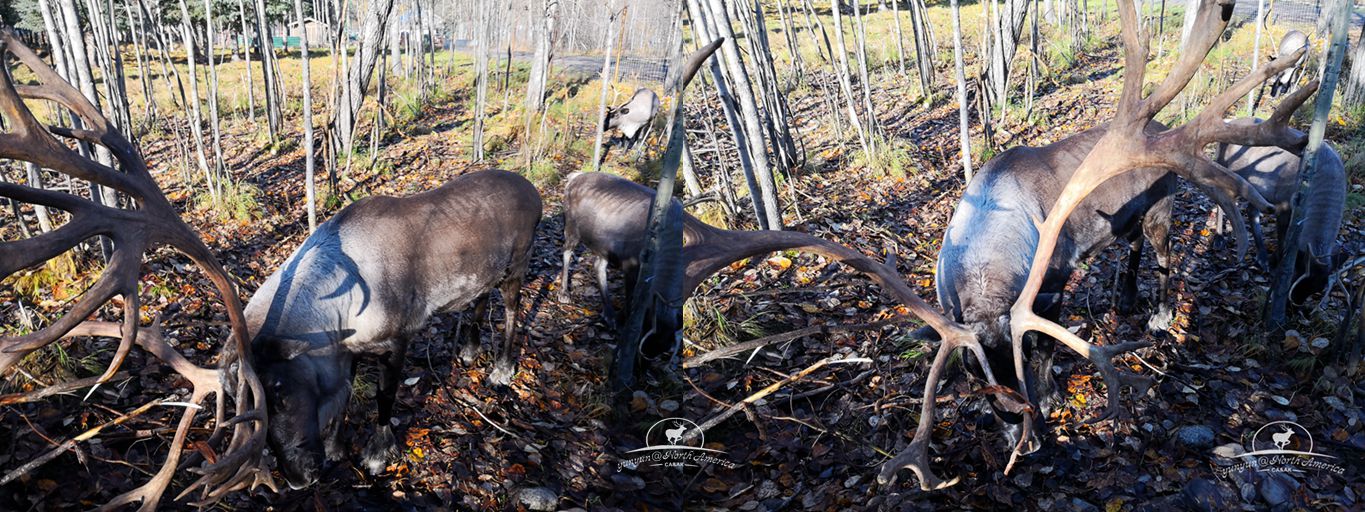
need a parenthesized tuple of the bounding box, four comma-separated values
(683, 219, 1031, 490)
(1004, 0, 1317, 463)
(0, 28, 270, 509)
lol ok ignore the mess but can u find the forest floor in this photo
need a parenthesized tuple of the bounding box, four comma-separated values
(3, 12, 1365, 512)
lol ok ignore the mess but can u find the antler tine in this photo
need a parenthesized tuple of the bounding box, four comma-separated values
(0, 34, 146, 198)
(1113, 0, 1151, 123)
(0, 27, 269, 508)
(681, 224, 1010, 490)
(1194, 81, 1319, 151)
(1137, 0, 1236, 119)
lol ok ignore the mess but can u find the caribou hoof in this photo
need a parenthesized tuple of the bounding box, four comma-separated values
(1146, 304, 1174, 333)
(361, 425, 399, 476)
(487, 361, 516, 387)
(459, 341, 481, 366)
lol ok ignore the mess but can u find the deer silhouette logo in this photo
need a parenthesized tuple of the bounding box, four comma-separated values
(1271, 426, 1296, 450)
(665, 421, 689, 445)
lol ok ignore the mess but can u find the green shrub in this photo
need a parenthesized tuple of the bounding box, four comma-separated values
(196, 179, 262, 223)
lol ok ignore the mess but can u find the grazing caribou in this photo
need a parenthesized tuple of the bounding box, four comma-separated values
(603, 88, 660, 154)
(245, 170, 541, 489)
(930, 122, 1177, 449)
(560, 171, 687, 358)
(1216, 119, 1346, 304)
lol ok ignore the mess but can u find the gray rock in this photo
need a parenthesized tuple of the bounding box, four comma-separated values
(1181, 478, 1224, 512)
(1175, 425, 1217, 449)
(1258, 473, 1297, 507)
(515, 487, 558, 512)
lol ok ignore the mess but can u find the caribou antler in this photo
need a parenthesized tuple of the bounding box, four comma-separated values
(0, 27, 270, 509)
(684, 218, 1036, 489)
(1004, 0, 1317, 462)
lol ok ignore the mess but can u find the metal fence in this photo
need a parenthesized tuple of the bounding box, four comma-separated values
(446, 0, 681, 84)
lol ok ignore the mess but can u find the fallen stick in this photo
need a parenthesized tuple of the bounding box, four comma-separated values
(0, 371, 131, 406)
(683, 316, 908, 368)
(683, 355, 872, 443)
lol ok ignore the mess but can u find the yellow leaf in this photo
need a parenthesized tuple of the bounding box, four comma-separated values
(767, 255, 792, 270)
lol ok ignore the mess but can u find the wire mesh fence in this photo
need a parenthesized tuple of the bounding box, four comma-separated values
(446, 0, 681, 85)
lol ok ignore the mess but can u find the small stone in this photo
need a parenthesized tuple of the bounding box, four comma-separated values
(1181, 478, 1224, 512)
(660, 399, 680, 413)
(756, 480, 780, 500)
(1258, 473, 1296, 507)
(1310, 337, 1330, 351)
(1175, 425, 1216, 449)
(515, 487, 558, 512)
(1212, 443, 1245, 459)
(1324, 396, 1346, 412)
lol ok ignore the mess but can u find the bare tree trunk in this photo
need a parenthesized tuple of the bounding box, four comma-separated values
(589, 3, 619, 172)
(177, 0, 218, 201)
(909, 0, 937, 95)
(238, 0, 255, 122)
(708, 0, 781, 229)
(950, 0, 973, 181)
(332, 0, 399, 157)
(774, 0, 806, 84)
(296, 0, 317, 231)
(688, 0, 766, 226)
(830, 0, 873, 159)
(849, 0, 881, 139)
(24, 163, 53, 232)
(1246, 0, 1265, 114)
(1342, 22, 1365, 108)
(1179, 0, 1199, 49)
(891, 0, 908, 74)
(985, 0, 1030, 106)
(203, 0, 227, 180)
(253, 0, 281, 139)
(472, 0, 493, 162)
(125, 0, 156, 125)
(800, 0, 833, 63)
(525, 0, 557, 113)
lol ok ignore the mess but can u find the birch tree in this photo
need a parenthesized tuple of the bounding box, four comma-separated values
(331, 0, 399, 157)
(950, 0, 973, 180)
(707, 0, 781, 229)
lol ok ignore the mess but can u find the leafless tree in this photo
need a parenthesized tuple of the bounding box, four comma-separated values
(949, 0, 973, 180)
(590, 2, 620, 171)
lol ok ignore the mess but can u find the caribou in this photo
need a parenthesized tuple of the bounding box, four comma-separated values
(928, 122, 1179, 450)
(560, 171, 687, 358)
(875, 0, 1318, 489)
(244, 169, 542, 488)
(604, 88, 661, 153)
(1216, 119, 1347, 303)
